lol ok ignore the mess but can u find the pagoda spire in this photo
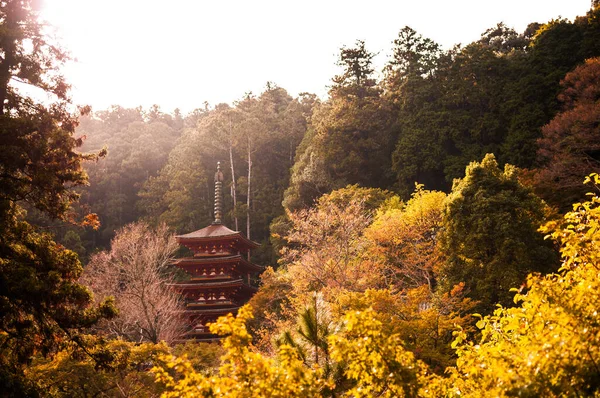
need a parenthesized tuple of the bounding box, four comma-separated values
(213, 162, 224, 224)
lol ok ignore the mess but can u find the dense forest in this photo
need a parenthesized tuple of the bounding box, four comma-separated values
(2, 0, 600, 396)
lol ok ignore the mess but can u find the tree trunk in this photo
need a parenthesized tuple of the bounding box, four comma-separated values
(0, 3, 18, 116)
(246, 137, 252, 241)
(229, 118, 239, 231)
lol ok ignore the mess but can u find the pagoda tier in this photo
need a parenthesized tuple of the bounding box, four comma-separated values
(173, 279, 257, 306)
(172, 255, 263, 280)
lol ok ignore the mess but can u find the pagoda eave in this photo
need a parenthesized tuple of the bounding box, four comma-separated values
(177, 237, 259, 251)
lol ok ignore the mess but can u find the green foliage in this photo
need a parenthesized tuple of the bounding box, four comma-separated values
(439, 154, 558, 312)
(386, 26, 442, 81)
(78, 106, 183, 251)
(283, 42, 394, 213)
(386, 10, 600, 196)
(140, 86, 311, 264)
(277, 295, 332, 370)
(331, 40, 378, 99)
(0, 2, 93, 220)
(0, 206, 117, 394)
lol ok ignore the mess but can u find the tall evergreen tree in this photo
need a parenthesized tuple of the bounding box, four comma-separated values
(0, 1, 115, 394)
(439, 154, 558, 313)
(284, 41, 393, 212)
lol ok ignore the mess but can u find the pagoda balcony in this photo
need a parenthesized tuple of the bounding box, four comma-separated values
(186, 299, 235, 308)
(181, 305, 241, 318)
(189, 274, 234, 282)
(172, 278, 258, 292)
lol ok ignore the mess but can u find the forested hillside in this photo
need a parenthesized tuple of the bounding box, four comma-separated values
(49, 6, 600, 266)
(3, 0, 600, 396)
(285, 11, 600, 210)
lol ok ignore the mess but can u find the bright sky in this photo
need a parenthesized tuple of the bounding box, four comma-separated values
(41, 0, 592, 114)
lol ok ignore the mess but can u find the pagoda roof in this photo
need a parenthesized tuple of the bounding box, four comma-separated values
(173, 255, 264, 272)
(176, 223, 258, 248)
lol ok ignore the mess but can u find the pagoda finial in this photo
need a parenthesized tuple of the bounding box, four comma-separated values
(213, 162, 224, 224)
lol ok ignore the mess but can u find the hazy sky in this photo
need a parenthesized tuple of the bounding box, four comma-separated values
(41, 0, 592, 114)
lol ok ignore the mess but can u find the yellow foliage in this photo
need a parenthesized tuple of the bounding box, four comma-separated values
(154, 306, 329, 397)
(334, 287, 476, 373)
(28, 338, 170, 397)
(430, 176, 600, 396)
(329, 308, 429, 397)
(365, 185, 447, 290)
(156, 179, 600, 396)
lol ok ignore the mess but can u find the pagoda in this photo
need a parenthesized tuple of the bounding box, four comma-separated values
(172, 162, 262, 341)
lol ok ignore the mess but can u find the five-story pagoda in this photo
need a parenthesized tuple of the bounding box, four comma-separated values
(172, 162, 261, 341)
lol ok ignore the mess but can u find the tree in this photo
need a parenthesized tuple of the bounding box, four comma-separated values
(332, 287, 476, 375)
(160, 181, 600, 397)
(74, 106, 182, 251)
(283, 41, 393, 212)
(385, 29, 448, 196)
(82, 222, 184, 344)
(529, 57, 600, 210)
(245, 266, 295, 353)
(139, 87, 310, 265)
(276, 294, 334, 370)
(237, 95, 264, 240)
(282, 126, 333, 212)
(331, 40, 377, 99)
(385, 26, 442, 85)
(0, 2, 92, 217)
(365, 185, 446, 291)
(329, 308, 428, 397)
(199, 104, 243, 230)
(281, 187, 391, 297)
(386, 13, 600, 197)
(0, 1, 115, 394)
(439, 154, 558, 312)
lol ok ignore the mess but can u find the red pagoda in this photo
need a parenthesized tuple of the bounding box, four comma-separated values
(172, 162, 262, 341)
